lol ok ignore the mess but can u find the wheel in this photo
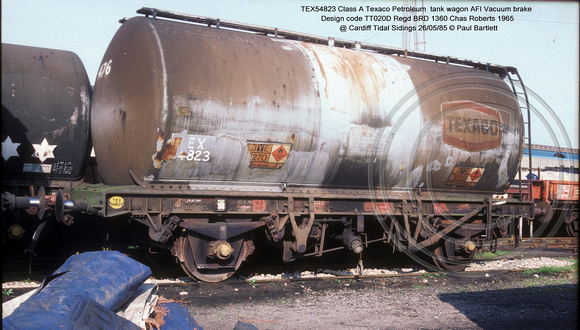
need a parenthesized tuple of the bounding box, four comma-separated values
(176, 231, 251, 282)
(566, 222, 578, 238)
(431, 240, 474, 272)
(565, 211, 578, 238)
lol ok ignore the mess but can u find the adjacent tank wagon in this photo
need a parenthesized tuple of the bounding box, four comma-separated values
(2, 44, 92, 187)
(2, 43, 92, 250)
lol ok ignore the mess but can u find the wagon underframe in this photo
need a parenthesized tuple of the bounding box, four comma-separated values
(69, 183, 534, 281)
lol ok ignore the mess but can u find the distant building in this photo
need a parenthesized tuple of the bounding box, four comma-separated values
(518, 144, 579, 182)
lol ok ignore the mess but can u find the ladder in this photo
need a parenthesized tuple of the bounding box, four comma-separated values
(506, 69, 533, 202)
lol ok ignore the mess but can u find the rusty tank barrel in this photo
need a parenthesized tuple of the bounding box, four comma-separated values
(91, 15, 523, 193)
(2, 43, 92, 186)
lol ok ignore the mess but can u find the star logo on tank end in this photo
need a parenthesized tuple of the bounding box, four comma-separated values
(32, 138, 57, 163)
(2, 136, 21, 161)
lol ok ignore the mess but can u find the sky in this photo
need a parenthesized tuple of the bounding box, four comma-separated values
(2, 0, 578, 149)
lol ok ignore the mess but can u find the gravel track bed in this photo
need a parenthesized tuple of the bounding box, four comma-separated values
(3, 250, 577, 329)
(3, 254, 574, 289)
(158, 264, 577, 329)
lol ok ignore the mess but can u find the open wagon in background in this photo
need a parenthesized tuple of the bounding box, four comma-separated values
(507, 144, 579, 237)
(507, 179, 579, 237)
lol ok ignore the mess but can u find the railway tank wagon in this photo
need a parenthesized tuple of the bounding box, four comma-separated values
(2, 43, 92, 252)
(80, 8, 534, 281)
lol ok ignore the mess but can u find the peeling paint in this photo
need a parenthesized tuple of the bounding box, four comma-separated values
(496, 150, 511, 189)
(152, 129, 165, 169)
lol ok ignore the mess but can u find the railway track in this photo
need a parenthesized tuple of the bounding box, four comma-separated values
(495, 237, 578, 252)
(3, 237, 577, 287)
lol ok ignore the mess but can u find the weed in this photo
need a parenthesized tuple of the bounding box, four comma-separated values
(247, 279, 257, 287)
(420, 272, 445, 278)
(3, 289, 14, 296)
(475, 250, 510, 259)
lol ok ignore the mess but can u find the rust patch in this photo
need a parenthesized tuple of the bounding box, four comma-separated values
(152, 129, 165, 168)
(176, 105, 191, 116)
(363, 202, 394, 213)
(442, 101, 502, 152)
(300, 42, 389, 126)
(313, 200, 329, 212)
(434, 203, 449, 214)
(153, 135, 183, 169)
(163, 137, 183, 161)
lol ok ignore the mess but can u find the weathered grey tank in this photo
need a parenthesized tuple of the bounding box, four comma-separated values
(2, 43, 92, 186)
(91, 16, 523, 193)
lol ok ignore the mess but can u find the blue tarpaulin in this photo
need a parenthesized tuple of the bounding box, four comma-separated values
(159, 302, 203, 329)
(3, 251, 151, 329)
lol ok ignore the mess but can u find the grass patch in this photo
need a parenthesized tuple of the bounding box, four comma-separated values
(558, 257, 578, 265)
(523, 260, 577, 275)
(475, 250, 510, 259)
(523, 275, 577, 288)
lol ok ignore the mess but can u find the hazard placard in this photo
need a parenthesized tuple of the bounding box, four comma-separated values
(248, 142, 292, 169)
(469, 168, 482, 182)
(272, 145, 288, 162)
(446, 166, 485, 187)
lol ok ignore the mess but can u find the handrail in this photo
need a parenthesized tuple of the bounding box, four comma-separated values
(135, 7, 516, 75)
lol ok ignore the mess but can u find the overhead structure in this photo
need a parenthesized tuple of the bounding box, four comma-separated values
(402, 0, 426, 51)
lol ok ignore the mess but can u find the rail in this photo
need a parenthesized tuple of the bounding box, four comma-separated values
(135, 7, 516, 76)
(497, 237, 578, 252)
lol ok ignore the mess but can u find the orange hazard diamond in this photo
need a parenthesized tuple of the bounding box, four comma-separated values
(272, 145, 288, 162)
(470, 168, 482, 182)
